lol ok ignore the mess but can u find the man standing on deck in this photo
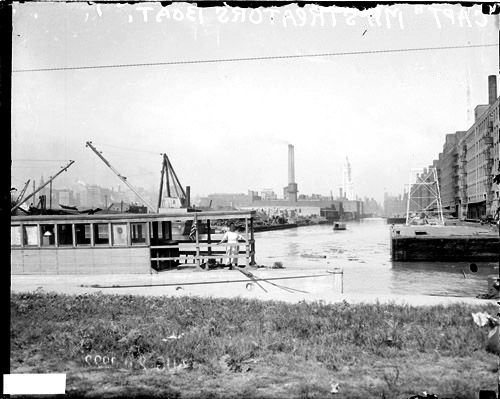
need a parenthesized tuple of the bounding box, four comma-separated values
(218, 223, 247, 269)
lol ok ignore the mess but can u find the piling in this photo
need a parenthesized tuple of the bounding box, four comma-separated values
(330, 268, 344, 293)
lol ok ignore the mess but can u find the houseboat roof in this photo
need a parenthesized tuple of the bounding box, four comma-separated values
(11, 210, 256, 223)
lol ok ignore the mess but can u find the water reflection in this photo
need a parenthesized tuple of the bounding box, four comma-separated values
(255, 218, 496, 297)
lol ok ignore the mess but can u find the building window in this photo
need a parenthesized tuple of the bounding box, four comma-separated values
(24, 225, 40, 246)
(57, 224, 73, 246)
(93, 223, 109, 245)
(75, 224, 91, 245)
(40, 224, 55, 246)
(131, 223, 147, 245)
(11, 226, 21, 246)
(112, 223, 128, 246)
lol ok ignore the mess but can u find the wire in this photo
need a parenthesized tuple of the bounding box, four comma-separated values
(12, 43, 498, 73)
(97, 143, 162, 155)
(12, 159, 70, 162)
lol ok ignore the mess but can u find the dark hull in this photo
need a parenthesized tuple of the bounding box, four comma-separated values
(386, 217, 406, 224)
(391, 236, 500, 261)
(253, 223, 298, 232)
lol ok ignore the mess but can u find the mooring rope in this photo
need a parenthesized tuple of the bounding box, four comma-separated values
(80, 273, 333, 289)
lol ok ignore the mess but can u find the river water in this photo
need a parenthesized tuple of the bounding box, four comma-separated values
(254, 218, 498, 298)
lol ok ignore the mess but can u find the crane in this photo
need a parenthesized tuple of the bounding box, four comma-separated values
(85, 141, 156, 213)
(11, 161, 75, 213)
(13, 179, 30, 207)
(157, 153, 187, 212)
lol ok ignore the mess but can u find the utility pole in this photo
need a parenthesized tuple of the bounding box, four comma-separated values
(11, 161, 75, 212)
(86, 141, 156, 213)
(49, 180, 52, 209)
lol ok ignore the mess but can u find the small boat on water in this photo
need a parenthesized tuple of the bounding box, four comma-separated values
(333, 222, 346, 231)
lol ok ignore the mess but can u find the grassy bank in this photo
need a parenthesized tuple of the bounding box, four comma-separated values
(10, 292, 500, 398)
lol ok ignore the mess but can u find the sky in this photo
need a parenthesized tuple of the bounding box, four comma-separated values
(11, 2, 500, 203)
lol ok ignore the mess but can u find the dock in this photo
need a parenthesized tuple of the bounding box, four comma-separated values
(390, 225, 499, 261)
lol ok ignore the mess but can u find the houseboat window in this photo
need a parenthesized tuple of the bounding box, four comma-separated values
(11, 226, 21, 246)
(112, 223, 128, 246)
(131, 222, 147, 245)
(40, 225, 55, 246)
(93, 223, 109, 245)
(24, 225, 40, 246)
(75, 224, 91, 245)
(57, 224, 73, 246)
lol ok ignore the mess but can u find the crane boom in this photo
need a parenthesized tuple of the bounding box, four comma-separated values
(11, 161, 75, 212)
(85, 141, 156, 213)
(15, 179, 30, 205)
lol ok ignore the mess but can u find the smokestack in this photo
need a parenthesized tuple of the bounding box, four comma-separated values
(288, 144, 295, 184)
(488, 75, 497, 105)
(287, 144, 298, 203)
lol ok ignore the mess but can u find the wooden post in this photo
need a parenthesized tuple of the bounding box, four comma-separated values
(245, 218, 249, 268)
(72, 224, 76, 247)
(195, 213, 201, 269)
(49, 180, 52, 210)
(126, 222, 131, 246)
(108, 223, 112, 247)
(20, 224, 25, 248)
(250, 217, 255, 265)
(54, 224, 59, 248)
(207, 219, 212, 256)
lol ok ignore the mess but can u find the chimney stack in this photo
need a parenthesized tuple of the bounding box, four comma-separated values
(288, 144, 295, 184)
(488, 75, 497, 105)
(287, 144, 298, 203)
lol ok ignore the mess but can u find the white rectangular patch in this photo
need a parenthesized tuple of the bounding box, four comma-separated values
(3, 373, 66, 394)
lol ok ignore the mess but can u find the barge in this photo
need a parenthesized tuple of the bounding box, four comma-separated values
(386, 217, 406, 225)
(390, 225, 499, 261)
(11, 210, 256, 274)
(253, 223, 298, 232)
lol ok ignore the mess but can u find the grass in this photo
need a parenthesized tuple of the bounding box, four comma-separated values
(10, 291, 500, 398)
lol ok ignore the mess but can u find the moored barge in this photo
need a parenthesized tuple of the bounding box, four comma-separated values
(390, 225, 499, 261)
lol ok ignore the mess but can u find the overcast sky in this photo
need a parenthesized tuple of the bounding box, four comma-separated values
(11, 2, 499, 203)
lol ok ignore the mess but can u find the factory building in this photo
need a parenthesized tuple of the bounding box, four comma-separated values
(419, 75, 500, 220)
(439, 132, 465, 215)
(458, 75, 499, 219)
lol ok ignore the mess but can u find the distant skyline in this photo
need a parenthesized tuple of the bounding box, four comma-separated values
(11, 3, 499, 203)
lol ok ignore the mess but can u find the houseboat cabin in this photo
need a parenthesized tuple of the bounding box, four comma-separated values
(11, 210, 256, 274)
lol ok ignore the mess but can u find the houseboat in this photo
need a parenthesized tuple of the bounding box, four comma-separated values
(333, 222, 347, 231)
(11, 210, 256, 274)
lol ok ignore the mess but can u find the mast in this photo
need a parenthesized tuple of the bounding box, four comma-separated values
(85, 141, 156, 213)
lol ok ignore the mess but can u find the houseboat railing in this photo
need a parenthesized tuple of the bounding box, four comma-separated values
(150, 241, 255, 268)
